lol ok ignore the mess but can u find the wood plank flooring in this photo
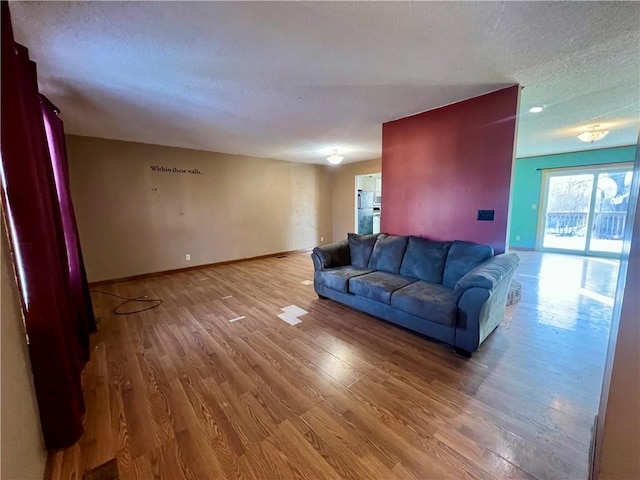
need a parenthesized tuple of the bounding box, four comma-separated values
(44, 251, 618, 479)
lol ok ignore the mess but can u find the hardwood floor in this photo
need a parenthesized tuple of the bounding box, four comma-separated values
(45, 251, 618, 480)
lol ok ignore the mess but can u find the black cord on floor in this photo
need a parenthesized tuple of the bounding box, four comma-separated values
(90, 290, 163, 315)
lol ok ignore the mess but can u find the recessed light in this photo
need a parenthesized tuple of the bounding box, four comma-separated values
(529, 106, 545, 113)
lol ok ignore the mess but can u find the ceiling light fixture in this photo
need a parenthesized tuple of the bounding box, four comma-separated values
(577, 125, 610, 143)
(327, 149, 344, 165)
(529, 106, 545, 113)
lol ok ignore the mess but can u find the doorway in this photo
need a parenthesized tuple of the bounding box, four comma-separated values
(537, 163, 633, 256)
(355, 173, 381, 235)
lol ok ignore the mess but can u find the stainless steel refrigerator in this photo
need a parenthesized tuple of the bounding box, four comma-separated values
(357, 190, 375, 234)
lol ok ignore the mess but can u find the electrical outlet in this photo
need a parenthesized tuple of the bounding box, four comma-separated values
(320, 236, 324, 242)
(516, 235, 521, 241)
(185, 254, 191, 261)
(532, 204, 537, 210)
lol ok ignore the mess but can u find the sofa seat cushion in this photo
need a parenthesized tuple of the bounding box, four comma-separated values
(315, 266, 373, 293)
(349, 271, 418, 304)
(391, 281, 457, 326)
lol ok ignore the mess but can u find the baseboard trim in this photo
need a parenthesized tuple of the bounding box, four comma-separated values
(89, 248, 312, 287)
(508, 246, 536, 251)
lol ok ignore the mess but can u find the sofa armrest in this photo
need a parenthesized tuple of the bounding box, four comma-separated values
(311, 239, 351, 271)
(453, 253, 519, 353)
(453, 253, 520, 298)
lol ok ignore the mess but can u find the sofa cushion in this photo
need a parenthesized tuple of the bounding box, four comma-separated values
(348, 233, 379, 268)
(399, 236, 452, 283)
(349, 271, 417, 304)
(442, 240, 494, 289)
(453, 252, 520, 296)
(391, 281, 457, 326)
(368, 234, 409, 274)
(315, 266, 373, 293)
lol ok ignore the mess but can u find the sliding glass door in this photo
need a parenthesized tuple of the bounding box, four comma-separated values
(538, 164, 633, 256)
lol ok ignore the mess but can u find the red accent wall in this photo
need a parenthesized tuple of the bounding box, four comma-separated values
(381, 85, 519, 253)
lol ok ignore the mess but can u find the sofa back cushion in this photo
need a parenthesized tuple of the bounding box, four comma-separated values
(367, 234, 409, 274)
(442, 240, 494, 288)
(399, 236, 452, 283)
(348, 233, 380, 268)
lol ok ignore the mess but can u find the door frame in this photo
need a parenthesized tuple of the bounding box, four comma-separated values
(536, 162, 633, 257)
(354, 172, 381, 233)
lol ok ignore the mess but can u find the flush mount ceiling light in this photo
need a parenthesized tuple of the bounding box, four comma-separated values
(529, 106, 545, 113)
(326, 149, 344, 165)
(578, 125, 610, 143)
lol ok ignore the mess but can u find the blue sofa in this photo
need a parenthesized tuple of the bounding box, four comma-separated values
(311, 233, 519, 356)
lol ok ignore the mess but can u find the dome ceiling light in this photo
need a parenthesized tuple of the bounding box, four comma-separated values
(578, 125, 610, 143)
(327, 149, 344, 165)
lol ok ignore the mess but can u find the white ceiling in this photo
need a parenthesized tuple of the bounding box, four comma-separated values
(9, 1, 640, 164)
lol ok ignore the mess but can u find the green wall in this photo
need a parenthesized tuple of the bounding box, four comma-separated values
(509, 145, 637, 249)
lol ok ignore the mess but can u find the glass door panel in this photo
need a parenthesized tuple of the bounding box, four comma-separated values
(542, 173, 594, 252)
(588, 168, 633, 255)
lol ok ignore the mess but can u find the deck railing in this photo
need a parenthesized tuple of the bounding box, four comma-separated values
(545, 211, 627, 239)
(592, 211, 627, 239)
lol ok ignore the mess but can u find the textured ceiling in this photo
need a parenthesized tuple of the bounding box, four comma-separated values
(9, 1, 640, 164)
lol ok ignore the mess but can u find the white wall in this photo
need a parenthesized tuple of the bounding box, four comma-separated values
(67, 135, 332, 282)
(1, 206, 47, 480)
(595, 144, 640, 479)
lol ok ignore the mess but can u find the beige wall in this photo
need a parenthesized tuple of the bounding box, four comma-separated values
(595, 154, 640, 479)
(1, 209, 47, 480)
(66, 135, 332, 282)
(329, 158, 382, 242)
